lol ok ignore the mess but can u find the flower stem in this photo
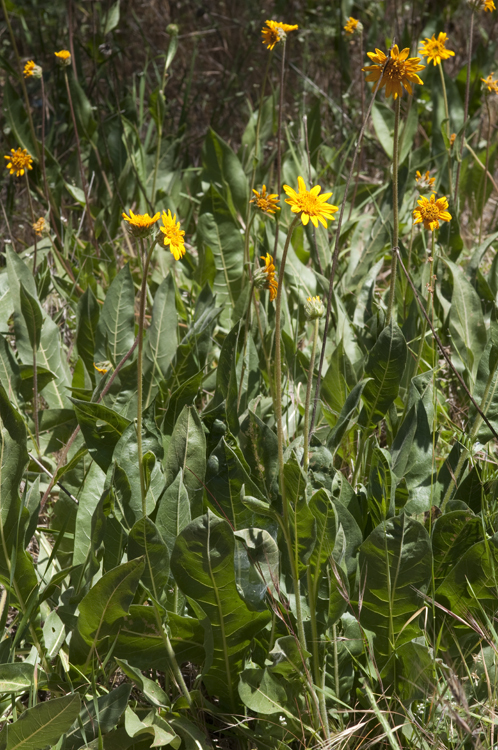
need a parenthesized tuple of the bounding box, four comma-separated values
(386, 96, 401, 325)
(480, 97, 492, 244)
(303, 318, 319, 472)
(413, 229, 435, 375)
(25, 173, 40, 450)
(137, 237, 157, 517)
(439, 63, 453, 199)
(454, 9, 474, 202)
(273, 42, 286, 265)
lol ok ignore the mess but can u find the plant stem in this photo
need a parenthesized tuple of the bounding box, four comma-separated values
(303, 318, 319, 472)
(273, 42, 286, 265)
(137, 237, 157, 517)
(64, 69, 99, 257)
(454, 9, 474, 202)
(480, 97, 492, 244)
(413, 230, 435, 375)
(348, 29, 365, 221)
(152, 602, 192, 706)
(438, 63, 453, 198)
(151, 52, 171, 204)
(307, 566, 330, 738)
(386, 97, 401, 325)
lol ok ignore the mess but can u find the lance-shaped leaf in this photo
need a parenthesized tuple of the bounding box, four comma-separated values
(359, 514, 432, 657)
(2, 694, 81, 750)
(95, 263, 135, 365)
(19, 283, 43, 352)
(128, 517, 170, 604)
(143, 274, 178, 406)
(71, 399, 131, 473)
(164, 406, 206, 517)
(170, 511, 271, 710)
(359, 321, 407, 427)
(76, 286, 100, 378)
(0, 664, 34, 694)
(64, 685, 131, 750)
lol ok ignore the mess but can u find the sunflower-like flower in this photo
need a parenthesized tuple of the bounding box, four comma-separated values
(304, 295, 325, 321)
(363, 44, 425, 99)
(419, 32, 455, 66)
(93, 361, 112, 375)
(261, 20, 298, 50)
(415, 170, 436, 192)
(413, 194, 452, 231)
(283, 176, 338, 228)
(257, 253, 278, 301)
(160, 210, 185, 260)
(344, 17, 362, 38)
(250, 185, 280, 215)
(481, 72, 498, 94)
(55, 50, 72, 66)
(122, 208, 160, 238)
(33, 217, 48, 236)
(4, 148, 33, 177)
(23, 60, 43, 79)
(485, 0, 496, 9)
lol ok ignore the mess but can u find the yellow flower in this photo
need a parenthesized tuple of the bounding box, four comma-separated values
(344, 17, 362, 38)
(468, 0, 495, 9)
(122, 208, 160, 238)
(362, 44, 425, 99)
(413, 194, 452, 231)
(4, 148, 33, 177)
(160, 210, 185, 260)
(450, 133, 456, 148)
(55, 50, 72, 66)
(304, 296, 325, 320)
(250, 185, 280, 215)
(415, 170, 436, 192)
(283, 176, 338, 228)
(419, 32, 455, 66)
(23, 60, 43, 78)
(93, 361, 112, 375)
(260, 254, 278, 301)
(33, 217, 47, 236)
(261, 20, 298, 50)
(481, 72, 498, 94)
(484, 0, 496, 10)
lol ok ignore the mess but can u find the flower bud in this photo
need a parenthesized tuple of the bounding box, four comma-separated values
(305, 295, 325, 321)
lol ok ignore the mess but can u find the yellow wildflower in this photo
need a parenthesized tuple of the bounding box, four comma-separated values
(4, 148, 33, 177)
(23, 60, 43, 78)
(94, 361, 112, 375)
(250, 185, 280, 215)
(122, 208, 160, 238)
(260, 254, 278, 301)
(481, 72, 498, 94)
(304, 296, 325, 321)
(283, 176, 338, 228)
(363, 44, 425, 99)
(484, 0, 496, 10)
(419, 33, 455, 66)
(415, 170, 436, 192)
(33, 217, 47, 236)
(160, 210, 185, 260)
(55, 50, 72, 66)
(261, 20, 298, 50)
(413, 194, 452, 231)
(344, 17, 362, 38)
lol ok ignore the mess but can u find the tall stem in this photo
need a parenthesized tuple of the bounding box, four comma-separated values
(273, 43, 286, 265)
(454, 10, 474, 202)
(25, 173, 40, 449)
(386, 97, 401, 325)
(303, 318, 319, 472)
(413, 230, 435, 376)
(348, 29, 365, 220)
(480, 97, 492, 244)
(439, 63, 453, 198)
(64, 69, 99, 256)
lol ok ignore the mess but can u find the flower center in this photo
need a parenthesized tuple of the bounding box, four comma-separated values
(424, 205, 440, 220)
(385, 58, 405, 81)
(295, 194, 321, 216)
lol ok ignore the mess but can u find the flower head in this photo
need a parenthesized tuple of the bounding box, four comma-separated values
(4, 148, 33, 177)
(481, 72, 498, 94)
(363, 44, 425, 99)
(261, 20, 298, 50)
(413, 193, 452, 231)
(485, 0, 496, 9)
(415, 170, 436, 192)
(55, 50, 72, 66)
(283, 176, 338, 228)
(23, 60, 43, 78)
(250, 185, 280, 215)
(344, 17, 362, 38)
(122, 208, 160, 238)
(33, 217, 48, 236)
(468, 0, 495, 9)
(257, 254, 278, 301)
(305, 296, 325, 321)
(94, 361, 112, 375)
(419, 32, 455, 66)
(450, 133, 456, 148)
(160, 210, 185, 260)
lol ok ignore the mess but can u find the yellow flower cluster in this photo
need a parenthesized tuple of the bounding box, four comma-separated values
(250, 185, 280, 215)
(122, 208, 186, 260)
(260, 254, 278, 301)
(261, 20, 298, 50)
(419, 33, 454, 66)
(4, 148, 33, 177)
(482, 72, 498, 94)
(363, 45, 425, 99)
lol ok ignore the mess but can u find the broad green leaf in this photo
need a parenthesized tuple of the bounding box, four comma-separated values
(432, 510, 482, 587)
(71, 399, 131, 473)
(76, 287, 100, 379)
(19, 284, 43, 352)
(155, 469, 191, 553)
(170, 511, 271, 709)
(95, 263, 135, 366)
(367, 446, 395, 525)
(164, 406, 206, 517)
(123, 707, 178, 748)
(0, 663, 34, 693)
(234, 527, 279, 609)
(238, 668, 293, 716)
(64, 685, 131, 750)
(3, 694, 81, 750)
(202, 129, 249, 217)
(370, 102, 394, 159)
(104, 0, 120, 34)
(327, 380, 367, 453)
(128, 517, 170, 604)
(321, 341, 356, 416)
(391, 398, 433, 513)
(143, 274, 178, 406)
(470, 341, 498, 443)
(114, 659, 168, 708)
(359, 321, 407, 426)
(2, 80, 36, 156)
(239, 410, 278, 499)
(284, 458, 316, 573)
(359, 514, 432, 657)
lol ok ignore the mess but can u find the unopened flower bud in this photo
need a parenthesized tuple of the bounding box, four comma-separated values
(305, 295, 325, 321)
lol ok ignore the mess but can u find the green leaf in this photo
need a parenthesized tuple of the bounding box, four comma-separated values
(114, 659, 168, 708)
(370, 102, 394, 159)
(128, 517, 170, 604)
(19, 283, 43, 352)
(76, 287, 100, 379)
(284, 458, 316, 573)
(143, 274, 178, 406)
(3, 694, 81, 750)
(75, 558, 145, 656)
(170, 511, 271, 709)
(2, 80, 36, 156)
(239, 410, 278, 499)
(104, 0, 120, 34)
(164, 406, 206, 517)
(155, 469, 191, 554)
(0, 663, 34, 693)
(202, 129, 249, 217)
(238, 668, 293, 716)
(71, 399, 131, 473)
(367, 446, 395, 526)
(432, 510, 483, 588)
(64, 685, 131, 750)
(327, 381, 367, 453)
(359, 321, 407, 427)
(234, 528, 279, 610)
(95, 263, 135, 366)
(359, 514, 432, 657)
